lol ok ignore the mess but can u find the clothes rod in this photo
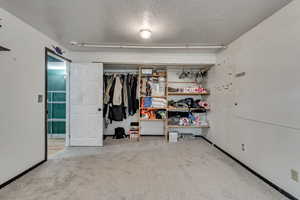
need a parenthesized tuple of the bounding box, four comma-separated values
(104, 72, 138, 74)
(71, 42, 226, 49)
(104, 70, 138, 73)
(104, 71, 138, 74)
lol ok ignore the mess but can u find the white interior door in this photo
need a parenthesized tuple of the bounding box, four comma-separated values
(70, 63, 103, 146)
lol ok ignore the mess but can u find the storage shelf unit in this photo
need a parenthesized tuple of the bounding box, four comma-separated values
(166, 69, 210, 139)
(138, 66, 211, 141)
(139, 66, 168, 140)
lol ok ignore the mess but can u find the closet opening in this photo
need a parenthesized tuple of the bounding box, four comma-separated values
(103, 64, 141, 144)
(45, 48, 71, 158)
(103, 63, 212, 145)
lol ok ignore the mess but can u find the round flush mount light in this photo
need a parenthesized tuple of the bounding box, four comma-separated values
(139, 29, 152, 39)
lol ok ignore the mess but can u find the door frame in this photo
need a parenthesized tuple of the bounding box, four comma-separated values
(45, 47, 72, 160)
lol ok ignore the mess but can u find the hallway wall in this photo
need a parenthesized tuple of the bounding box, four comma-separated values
(207, 1, 300, 198)
(47, 62, 67, 137)
(0, 8, 64, 185)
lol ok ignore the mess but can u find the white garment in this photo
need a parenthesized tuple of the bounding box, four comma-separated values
(152, 98, 167, 104)
(113, 76, 123, 105)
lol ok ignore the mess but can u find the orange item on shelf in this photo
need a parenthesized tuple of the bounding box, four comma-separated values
(149, 111, 156, 119)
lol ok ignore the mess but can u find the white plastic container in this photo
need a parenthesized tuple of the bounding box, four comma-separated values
(169, 131, 178, 143)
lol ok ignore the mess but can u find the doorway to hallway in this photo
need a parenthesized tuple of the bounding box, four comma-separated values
(45, 48, 71, 158)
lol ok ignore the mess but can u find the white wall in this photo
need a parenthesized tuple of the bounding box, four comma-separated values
(70, 51, 216, 65)
(207, 1, 300, 198)
(0, 8, 64, 185)
(73, 49, 216, 137)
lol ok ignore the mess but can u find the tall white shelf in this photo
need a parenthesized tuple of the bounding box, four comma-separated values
(137, 66, 211, 140)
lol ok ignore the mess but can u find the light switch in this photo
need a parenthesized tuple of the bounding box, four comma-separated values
(38, 94, 43, 103)
(235, 72, 246, 77)
(291, 169, 299, 182)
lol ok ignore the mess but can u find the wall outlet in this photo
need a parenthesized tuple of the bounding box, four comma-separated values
(241, 144, 245, 151)
(235, 72, 246, 77)
(291, 169, 299, 182)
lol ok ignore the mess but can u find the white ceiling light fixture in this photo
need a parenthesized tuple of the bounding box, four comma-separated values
(139, 29, 152, 39)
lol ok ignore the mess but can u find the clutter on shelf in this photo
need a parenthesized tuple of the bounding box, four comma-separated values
(141, 97, 167, 108)
(141, 77, 166, 96)
(129, 122, 139, 140)
(176, 68, 208, 84)
(140, 109, 166, 120)
(141, 68, 167, 77)
(168, 98, 210, 111)
(103, 73, 139, 125)
(168, 86, 209, 94)
(168, 110, 209, 127)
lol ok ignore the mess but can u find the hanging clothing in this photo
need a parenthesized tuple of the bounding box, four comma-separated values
(127, 74, 133, 115)
(103, 75, 114, 118)
(104, 75, 114, 104)
(113, 76, 122, 106)
(108, 105, 124, 122)
(127, 74, 139, 116)
(103, 73, 139, 124)
(123, 75, 128, 107)
(131, 75, 139, 115)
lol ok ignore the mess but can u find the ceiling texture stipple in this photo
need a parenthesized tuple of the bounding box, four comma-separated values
(0, 0, 292, 51)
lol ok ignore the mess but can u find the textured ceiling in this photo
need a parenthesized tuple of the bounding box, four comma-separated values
(0, 0, 292, 51)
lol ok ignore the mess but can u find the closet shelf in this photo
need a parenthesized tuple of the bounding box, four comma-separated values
(140, 96, 167, 98)
(168, 81, 199, 84)
(168, 92, 210, 96)
(141, 75, 166, 78)
(140, 119, 166, 121)
(168, 107, 189, 111)
(167, 125, 210, 128)
(140, 107, 167, 110)
(167, 107, 209, 111)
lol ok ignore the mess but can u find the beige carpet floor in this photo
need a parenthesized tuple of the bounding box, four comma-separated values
(0, 137, 288, 200)
(48, 138, 65, 156)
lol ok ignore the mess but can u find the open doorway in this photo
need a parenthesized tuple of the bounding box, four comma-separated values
(45, 48, 71, 158)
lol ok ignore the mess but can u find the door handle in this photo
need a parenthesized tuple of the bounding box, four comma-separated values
(98, 108, 102, 112)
